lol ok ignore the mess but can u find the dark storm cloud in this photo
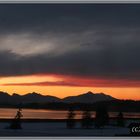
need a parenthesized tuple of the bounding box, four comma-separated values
(0, 42, 139, 80)
(0, 4, 140, 34)
(0, 4, 140, 81)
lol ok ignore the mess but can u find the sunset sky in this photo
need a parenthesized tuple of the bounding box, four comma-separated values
(0, 4, 140, 100)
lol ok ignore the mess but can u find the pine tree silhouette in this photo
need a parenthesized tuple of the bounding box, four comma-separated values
(10, 108, 23, 129)
(117, 112, 125, 127)
(66, 107, 76, 129)
(95, 106, 109, 128)
(81, 109, 93, 129)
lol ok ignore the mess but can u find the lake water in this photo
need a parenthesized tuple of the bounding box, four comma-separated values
(0, 108, 139, 119)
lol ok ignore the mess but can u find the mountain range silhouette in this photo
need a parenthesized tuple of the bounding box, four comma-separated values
(0, 91, 116, 104)
(0, 91, 140, 112)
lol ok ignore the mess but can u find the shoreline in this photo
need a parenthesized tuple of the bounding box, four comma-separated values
(0, 107, 140, 112)
(0, 118, 139, 122)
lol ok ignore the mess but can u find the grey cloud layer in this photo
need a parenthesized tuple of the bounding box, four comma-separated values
(0, 4, 140, 80)
(0, 38, 139, 80)
(0, 4, 140, 34)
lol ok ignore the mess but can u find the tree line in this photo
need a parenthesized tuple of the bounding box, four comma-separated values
(66, 106, 125, 129)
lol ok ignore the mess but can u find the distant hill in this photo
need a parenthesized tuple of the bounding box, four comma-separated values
(0, 91, 12, 104)
(63, 91, 116, 103)
(0, 91, 116, 104)
(21, 92, 60, 103)
(0, 91, 60, 104)
(0, 91, 140, 112)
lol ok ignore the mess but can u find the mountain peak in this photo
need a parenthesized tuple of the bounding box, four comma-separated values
(25, 92, 42, 96)
(31, 92, 40, 95)
(0, 91, 10, 96)
(12, 93, 20, 96)
(63, 91, 116, 103)
(99, 92, 105, 95)
(78, 91, 95, 97)
(86, 91, 94, 95)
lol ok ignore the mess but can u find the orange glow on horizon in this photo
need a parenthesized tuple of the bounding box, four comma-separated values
(0, 75, 62, 84)
(0, 75, 140, 100)
(0, 85, 139, 100)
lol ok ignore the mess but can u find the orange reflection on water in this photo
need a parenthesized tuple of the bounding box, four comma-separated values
(0, 108, 140, 119)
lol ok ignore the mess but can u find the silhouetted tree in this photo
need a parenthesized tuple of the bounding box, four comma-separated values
(81, 109, 93, 129)
(95, 106, 109, 128)
(10, 108, 23, 129)
(66, 108, 76, 129)
(117, 112, 125, 127)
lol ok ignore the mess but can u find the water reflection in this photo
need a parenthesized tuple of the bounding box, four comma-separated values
(0, 108, 139, 119)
